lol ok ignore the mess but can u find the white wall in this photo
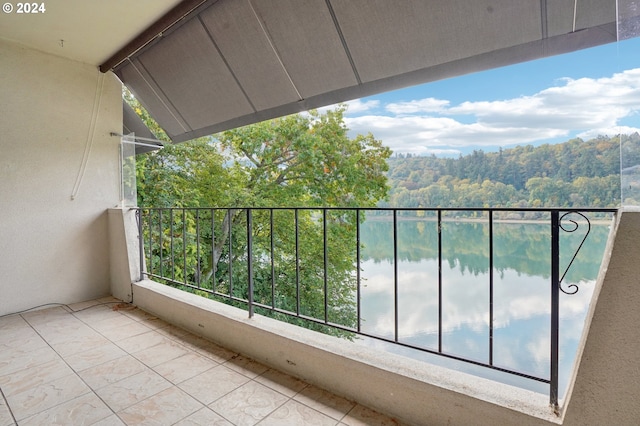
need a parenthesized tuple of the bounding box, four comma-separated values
(0, 39, 122, 316)
(562, 209, 640, 425)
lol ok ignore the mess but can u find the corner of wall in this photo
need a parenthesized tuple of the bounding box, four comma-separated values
(108, 208, 140, 302)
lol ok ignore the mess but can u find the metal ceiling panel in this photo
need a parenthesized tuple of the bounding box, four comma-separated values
(249, 0, 358, 98)
(332, 0, 541, 83)
(118, 60, 190, 138)
(136, 17, 254, 132)
(547, 0, 616, 37)
(198, 0, 300, 110)
(111, 0, 619, 144)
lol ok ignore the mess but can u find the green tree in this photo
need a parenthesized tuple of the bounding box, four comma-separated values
(135, 104, 392, 336)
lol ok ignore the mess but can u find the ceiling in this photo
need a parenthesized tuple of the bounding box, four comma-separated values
(2, 0, 634, 144)
(109, 0, 621, 143)
(0, 0, 182, 66)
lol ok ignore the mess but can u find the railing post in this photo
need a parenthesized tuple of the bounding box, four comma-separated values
(437, 209, 443, 353)
(137, 208, 144, 282)
(489, 210, 494, 366)
(550, 211, 560, 412)
(323, 208, 328, 324)
(247, 209, 254, 318)
(393, 209, 399, 342)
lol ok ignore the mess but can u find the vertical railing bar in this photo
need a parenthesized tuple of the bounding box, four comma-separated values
(393, 209, 399, 343)
(211, 208, 216, 291)
(270, 209, 275, 311)
(228, 209, 233, 301)
(196, 209, 201, 288)
(356, 209, 361, 333)
(247, 209, 254, 318)
(323, 208, 328, 324)
(182, 208, 187, 285)
(159, 209, 164, 279)
(137, 209, 144, 282)
(148, 209, 153, 277)
(170, 209, 175, 282)
(438, 209, 443, 353)
(550, 211, 560, 412)
(295, 209, 300, 316)
(489, 210, 494, 366)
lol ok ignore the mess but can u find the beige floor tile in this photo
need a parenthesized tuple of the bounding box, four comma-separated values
(92, 415, 126, 426)
(293, 385, 355, 421)
(341, 404, 403, 426)
(209, 381, 288, 426)
(95, 368, 172, 412)
(140, 317, 172, 331)
(260, 399, 338, 426)
(154, 324, 191, 339)
(72, 305, 124, 324)
(89, 313, 140, 333)
(96, 296, 123, 304)
(255, 369, 308, 397)
(98, 321, 153, 342)
(178, 365, 250, 405)
(118, 386, 203, 425)
(0, 395, 15, 426)
(153, 352, 218, 384)
(0, 357, 73, 396)
(31, 321, 95, 345)
(78, 355, 147, 390)
(0, 333, 49, 358)
(66, 299, 104, 312)
(116, 330, 167, 354)
(173, 407, 233, 426)
(132, 338, 189, 367)
(21, 307, 70, 326)
(181, 335, 236, 363)
(49, 333, 112, 358)
(19, 391, 112, 426)
(120, 307, 159, 323)
(0, 324, 40, 346)
(0, 314, 27, 332)
(64, 341, 127, 372)
(223, 355, 268, 379)
(0, 346, 60, 377)
(6, 373, 90, 421)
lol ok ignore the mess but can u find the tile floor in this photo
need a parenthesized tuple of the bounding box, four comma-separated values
(0, 297, 403, 425)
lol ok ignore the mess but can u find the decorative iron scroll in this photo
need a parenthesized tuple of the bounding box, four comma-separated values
(558, 211, 591, 295)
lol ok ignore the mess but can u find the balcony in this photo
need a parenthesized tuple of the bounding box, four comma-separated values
(0, 297, 399, 425)
(0, 200, 638, 425)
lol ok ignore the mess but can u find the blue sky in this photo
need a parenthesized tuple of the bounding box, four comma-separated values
(334, 37, 640, 157)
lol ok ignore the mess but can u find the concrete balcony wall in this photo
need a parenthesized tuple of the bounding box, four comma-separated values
(0, 38, 122, 316)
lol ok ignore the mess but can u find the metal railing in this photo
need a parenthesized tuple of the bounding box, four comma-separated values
(135, 207, 616, 411)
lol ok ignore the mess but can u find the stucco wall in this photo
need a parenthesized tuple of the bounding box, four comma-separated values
(0, 39, 122, 316)
(562, 209, 640, 424)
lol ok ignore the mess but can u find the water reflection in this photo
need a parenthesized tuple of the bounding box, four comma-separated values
(356, 217, 611, 397)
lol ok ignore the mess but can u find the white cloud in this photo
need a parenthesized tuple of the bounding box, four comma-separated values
(344, 99, 380, 114)
(345, 68, 640, 155)
(386, 98, 450, 114)
(316, 99, 380, 115)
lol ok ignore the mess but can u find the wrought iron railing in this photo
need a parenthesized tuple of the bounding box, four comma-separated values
(134, 207, 616, 411)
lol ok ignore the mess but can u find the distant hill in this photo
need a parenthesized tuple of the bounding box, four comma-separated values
(381, 133, 640, 209)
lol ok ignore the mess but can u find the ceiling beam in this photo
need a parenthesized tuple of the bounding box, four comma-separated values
(99, 0, 211, 72)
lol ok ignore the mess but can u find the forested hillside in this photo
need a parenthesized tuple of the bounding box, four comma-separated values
(381, 133, 640, 208)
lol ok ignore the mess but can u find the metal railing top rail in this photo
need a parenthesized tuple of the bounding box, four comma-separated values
(134, 206, 617, 413)
(138, 206, 618, 212)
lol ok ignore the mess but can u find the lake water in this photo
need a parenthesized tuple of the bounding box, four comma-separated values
(353, 215, 612, 397)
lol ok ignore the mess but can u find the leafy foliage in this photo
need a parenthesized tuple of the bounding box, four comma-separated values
(133, 100, 391, 337)
(382, 134, 638, 210)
